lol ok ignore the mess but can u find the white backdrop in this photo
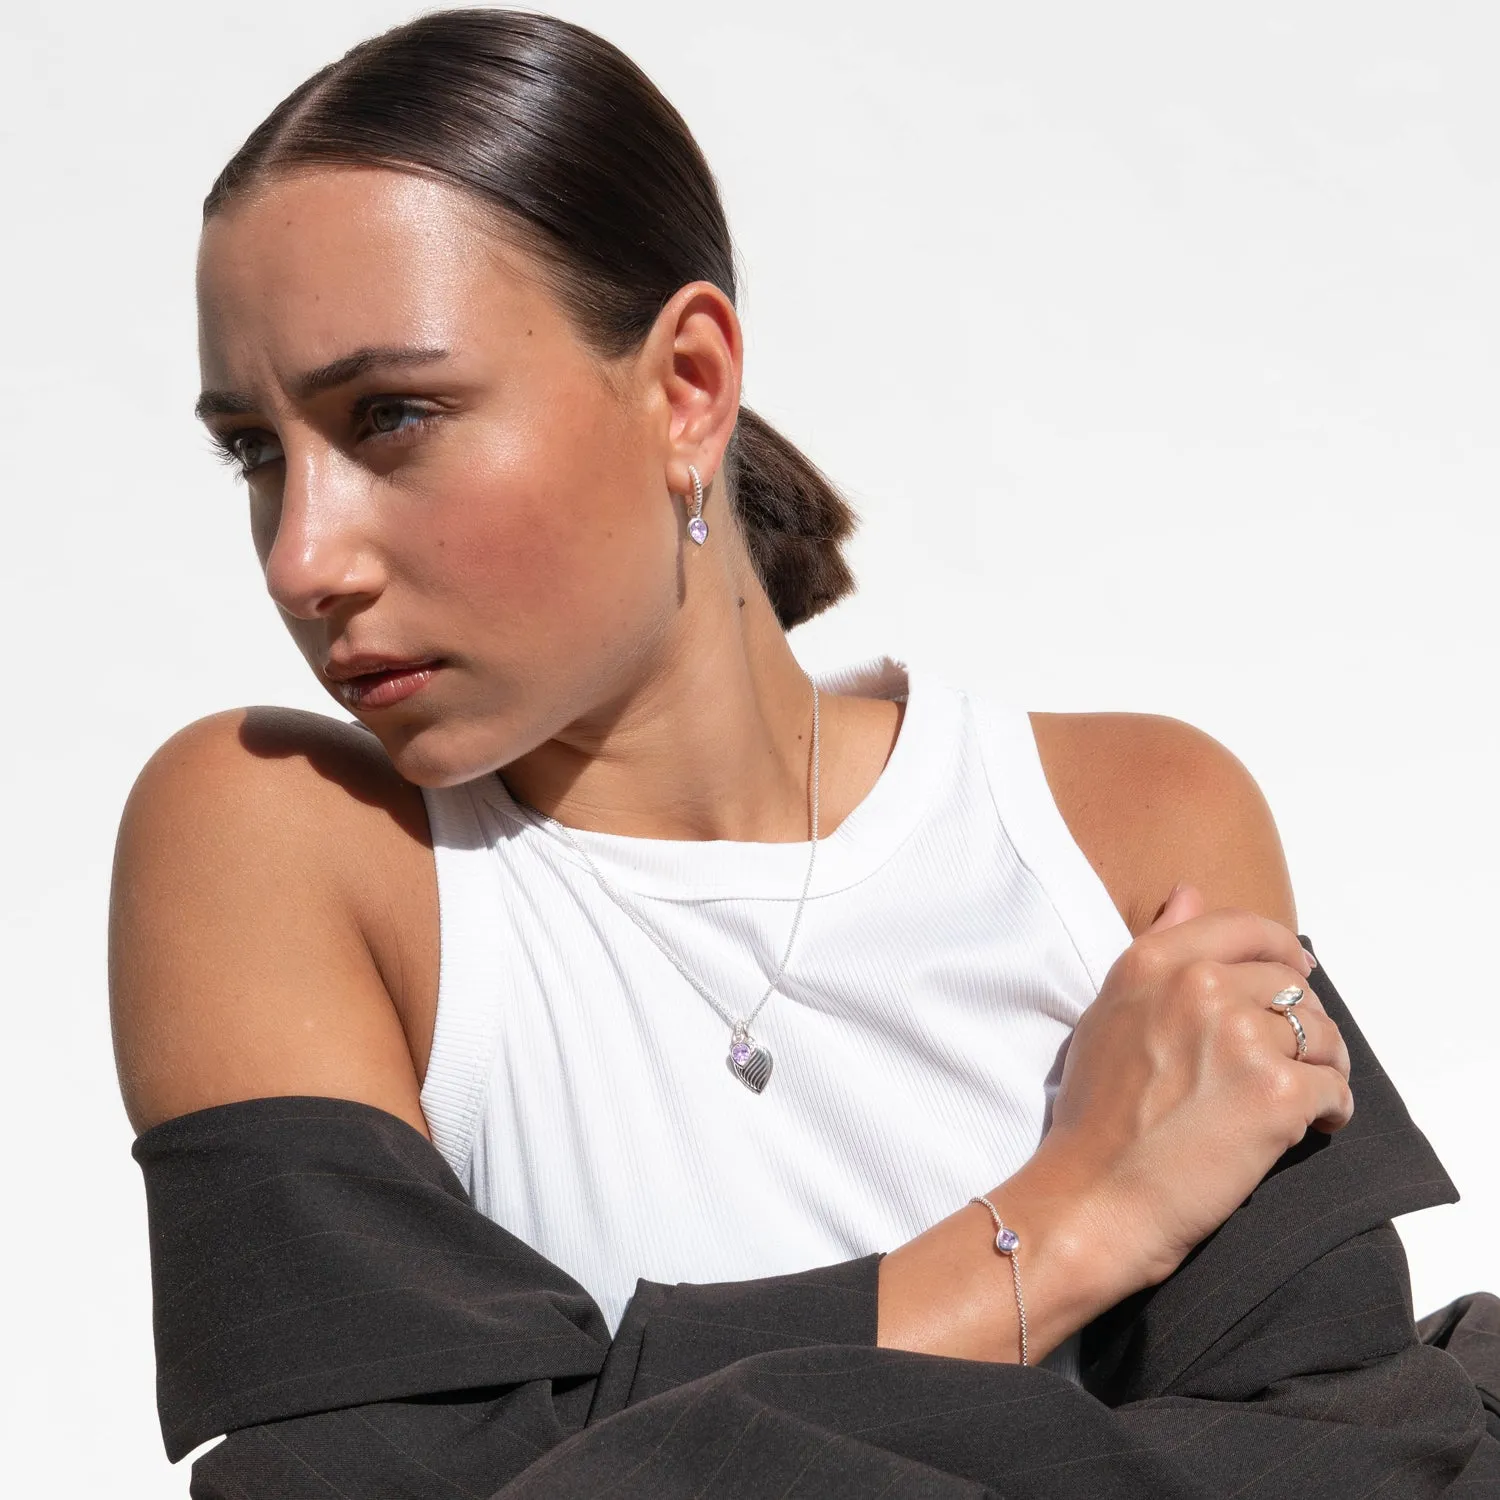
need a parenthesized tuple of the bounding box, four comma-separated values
(3, 2, 1496, 1492)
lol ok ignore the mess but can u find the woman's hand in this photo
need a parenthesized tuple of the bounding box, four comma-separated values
(879, 884, 1353, 1366)
(1016, 883, 1354, 1317)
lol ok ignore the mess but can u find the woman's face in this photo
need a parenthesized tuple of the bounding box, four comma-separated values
(195, 165, 724, 785)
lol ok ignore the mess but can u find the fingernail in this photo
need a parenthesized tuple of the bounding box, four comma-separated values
(1301, 946, 1318, 970)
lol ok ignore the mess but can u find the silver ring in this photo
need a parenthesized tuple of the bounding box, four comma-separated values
(1271, 986, 1304, 1010)
(1282, 1008, 1308, 1058)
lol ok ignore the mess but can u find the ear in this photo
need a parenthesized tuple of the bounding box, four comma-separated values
(643, 279, 743, 500)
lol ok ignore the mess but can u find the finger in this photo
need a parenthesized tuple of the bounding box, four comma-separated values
(1262, 1004, 1345, 1075)
(1141, 905, 1314, 982)
(1301, 1059, 1355, 1134)
(1212, 960, 1344, 1068)
(1225, 958, 1329, 1020)
(1144, 881, 1209, 932)
(1301, 1004, 1350, 1080)
(1227, 960, 1349, 1079)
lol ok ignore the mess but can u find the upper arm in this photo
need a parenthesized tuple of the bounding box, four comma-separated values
(1029, 710, 1299, 939)
(108, 706, 438, 1137)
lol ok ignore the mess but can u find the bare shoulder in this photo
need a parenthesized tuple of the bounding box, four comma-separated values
(109, 706, 439, 1136)
(1027, 710, 1298, 939)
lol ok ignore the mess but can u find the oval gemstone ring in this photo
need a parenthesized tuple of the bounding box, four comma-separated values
(1271, 985, 1305, 1009)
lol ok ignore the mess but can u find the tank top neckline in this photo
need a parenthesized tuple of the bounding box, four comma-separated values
(473, 652, 965, 902)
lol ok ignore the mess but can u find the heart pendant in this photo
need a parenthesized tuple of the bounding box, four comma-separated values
(726, 1034, 773, 1094)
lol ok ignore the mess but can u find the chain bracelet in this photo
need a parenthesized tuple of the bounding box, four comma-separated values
(969, 1195, 1029, 1367)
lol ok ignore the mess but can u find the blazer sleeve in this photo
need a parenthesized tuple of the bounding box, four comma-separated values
(134, 937, 1500, 1498)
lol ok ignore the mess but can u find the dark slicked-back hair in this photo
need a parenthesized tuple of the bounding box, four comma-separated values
(205, 6, 857, 629)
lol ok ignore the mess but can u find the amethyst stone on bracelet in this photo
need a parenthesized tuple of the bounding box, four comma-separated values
(995, 1225, 1020, 1254)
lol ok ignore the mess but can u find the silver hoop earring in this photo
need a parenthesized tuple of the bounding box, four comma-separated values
(686, 464, 708, 546)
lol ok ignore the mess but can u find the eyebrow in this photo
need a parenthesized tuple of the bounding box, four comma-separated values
(194, 345, 452, 422)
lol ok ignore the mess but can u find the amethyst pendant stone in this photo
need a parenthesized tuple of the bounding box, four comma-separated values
(687, 515, 709, 546)
(727, 1031, 773, 1093)
(995, 1226, 1020, 1255)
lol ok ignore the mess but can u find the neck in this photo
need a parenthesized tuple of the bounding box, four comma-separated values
(497, 584, 899, 844)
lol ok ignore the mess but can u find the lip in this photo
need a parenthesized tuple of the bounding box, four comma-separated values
(324, 654, 445, 710)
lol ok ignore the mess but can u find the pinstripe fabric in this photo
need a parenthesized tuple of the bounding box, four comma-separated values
(417, 655, 1134, 1388)
(132, 945, 1500, 1497)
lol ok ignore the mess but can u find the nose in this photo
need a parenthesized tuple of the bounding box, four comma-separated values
(259, 444, 386, 621)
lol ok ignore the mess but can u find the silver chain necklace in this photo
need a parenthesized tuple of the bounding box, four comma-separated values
(511, 681, 820, 1095)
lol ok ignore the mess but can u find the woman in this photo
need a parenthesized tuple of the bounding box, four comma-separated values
(110, 8, 1497, 1496)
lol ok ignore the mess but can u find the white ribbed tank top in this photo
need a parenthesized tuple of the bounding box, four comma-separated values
(416, 653, 1135, 1383)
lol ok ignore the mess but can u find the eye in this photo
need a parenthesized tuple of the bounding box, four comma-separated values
(361, 398, 433, 439)
(208, 429, 284, 478)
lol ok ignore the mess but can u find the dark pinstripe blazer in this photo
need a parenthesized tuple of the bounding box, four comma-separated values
(134, 938, 1500, 1497)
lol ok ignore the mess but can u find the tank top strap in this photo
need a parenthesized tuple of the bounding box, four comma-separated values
(417, 779, 511, 1183)
(963, 691, 1136, 996)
